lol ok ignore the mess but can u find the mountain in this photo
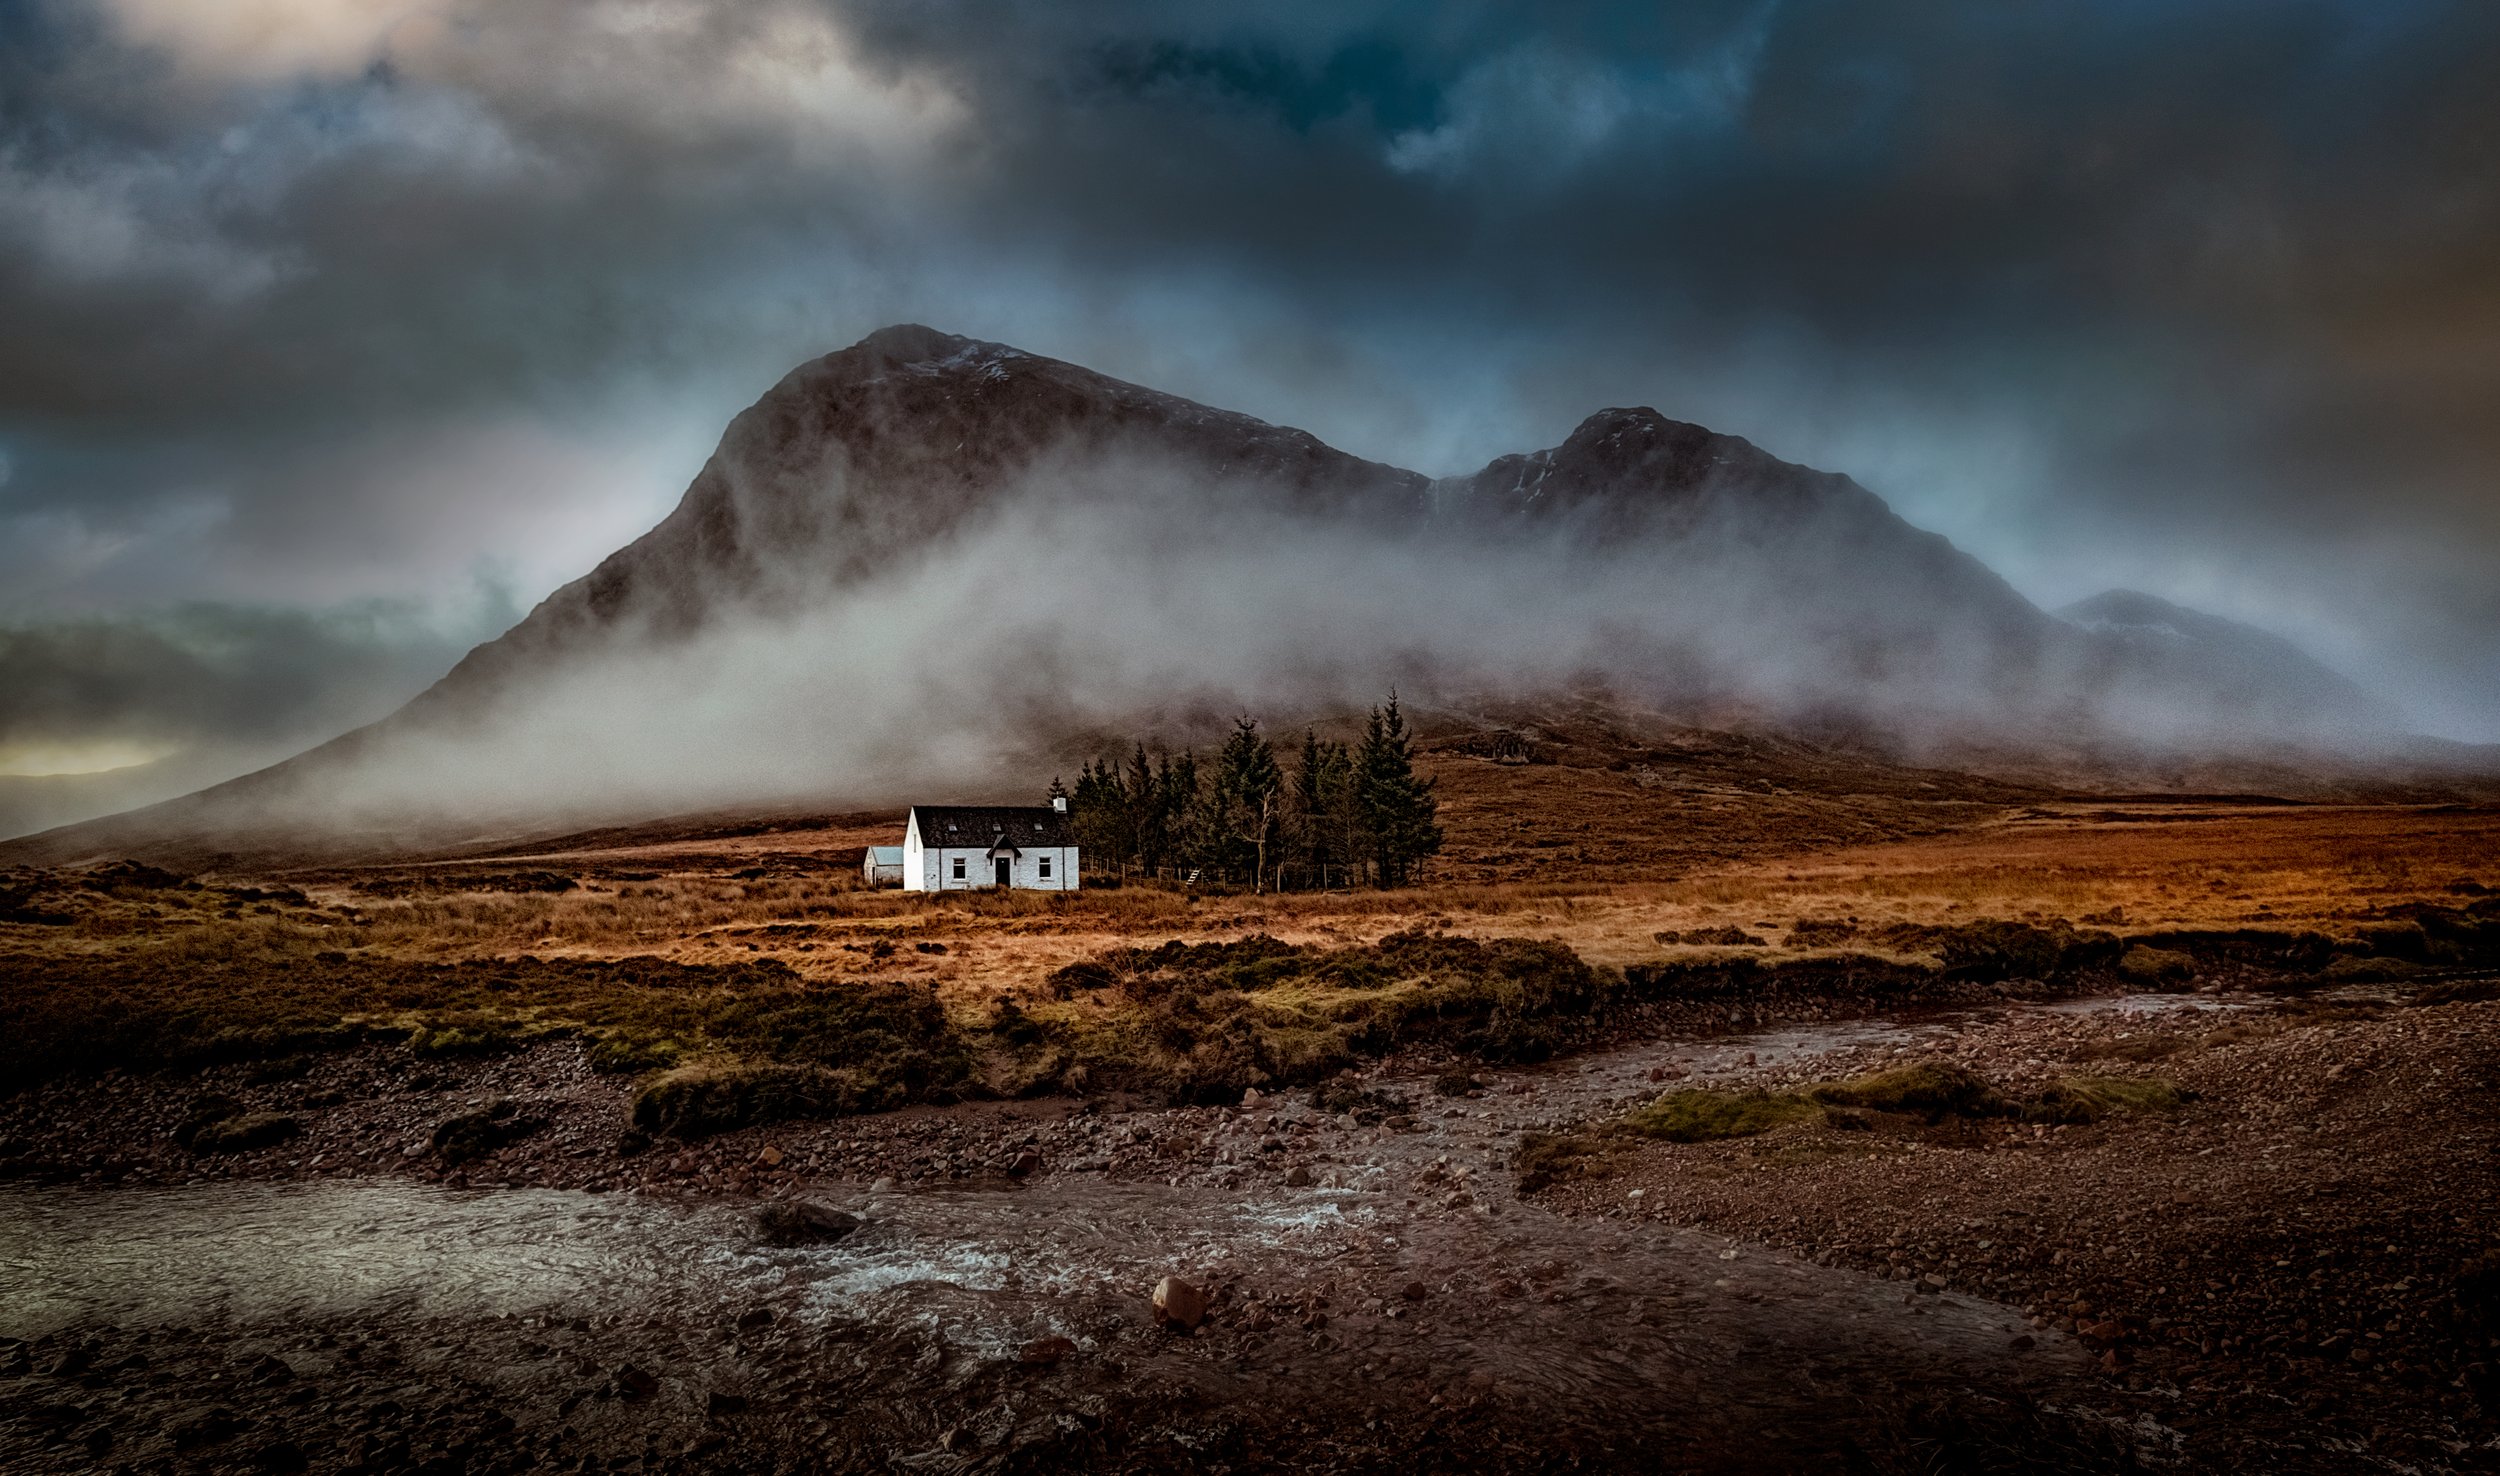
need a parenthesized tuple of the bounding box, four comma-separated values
(0, 325, 2422, 865)
(415, 324, 1430, 720)
(423, 326, 2085, 726)
(2056, 589, 2379, 734)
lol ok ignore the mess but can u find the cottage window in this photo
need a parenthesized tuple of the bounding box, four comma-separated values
(1038, 854, 1053, 879)
(951, 856, 965, 881)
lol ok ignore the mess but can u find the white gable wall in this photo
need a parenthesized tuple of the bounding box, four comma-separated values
(902, 812, 928, 891)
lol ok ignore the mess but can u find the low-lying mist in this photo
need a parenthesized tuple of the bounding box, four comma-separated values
(212, 446, 2399, 840)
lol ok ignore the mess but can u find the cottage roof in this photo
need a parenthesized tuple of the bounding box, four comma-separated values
(907, 805, 1076, 849)
(865, 846, 904, 864)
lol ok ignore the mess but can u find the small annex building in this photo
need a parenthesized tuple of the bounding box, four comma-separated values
(901, 800, 1079, 892)
(861, 846, 904, 888)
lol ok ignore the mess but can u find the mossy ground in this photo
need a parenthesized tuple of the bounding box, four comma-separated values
(0, 927, 1652, 1136)
(1617, 1089, 1820, 1143)
(1026, 930, 1631, 1105)
(1516, 1058, 2191, 1190)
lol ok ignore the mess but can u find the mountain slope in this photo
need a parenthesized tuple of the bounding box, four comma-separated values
(2057, 590, 2379, 734)
(415, 324, 1430, 721)
(0, 326, 2420, 864)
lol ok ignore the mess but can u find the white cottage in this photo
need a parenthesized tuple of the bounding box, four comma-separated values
(901, 800, 1080, 892)
(861, 846, 905, 887)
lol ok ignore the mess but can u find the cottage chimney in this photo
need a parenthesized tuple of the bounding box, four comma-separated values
(1052, 795, 1068, 814)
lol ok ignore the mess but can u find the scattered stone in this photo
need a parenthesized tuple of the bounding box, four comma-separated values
(1283, 1164, 1314, 1187)
(614, 1365, 658, 1401)
(1401, 1281, 1428, 1302)
(1007, 1150, 1043, 1178)
(705, 1390, 748, 1418)
(756, 1145, 786, 1167)
(1018, 1336, 1077, 1367)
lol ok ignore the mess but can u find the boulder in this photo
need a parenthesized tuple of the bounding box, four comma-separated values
(1684, 925, 1762, 947)
(171, 1095, 244, 1150)
(168, 1409, 245, 1451)
(756, 1199, 861, 1246)
(430, 1101, 546, 1164)
(188, 1113, 303, 1155)
(1152, 1276, 1207, 1331)
(1938, 922, 2064, 981)
(2116, 946, 2196, 986)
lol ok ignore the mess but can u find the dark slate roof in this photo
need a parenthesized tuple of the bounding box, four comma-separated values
(909, 805, 1076, 849)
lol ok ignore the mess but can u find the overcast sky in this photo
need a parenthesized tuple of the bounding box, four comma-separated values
(5, 0, 2499, 787)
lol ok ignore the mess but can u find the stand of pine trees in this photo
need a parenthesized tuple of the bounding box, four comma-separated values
(1059, 697, 1442, 891)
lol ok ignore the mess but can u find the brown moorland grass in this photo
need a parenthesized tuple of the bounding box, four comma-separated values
(205, 800, 2500, 990)
(4, 768, 2494, 1136)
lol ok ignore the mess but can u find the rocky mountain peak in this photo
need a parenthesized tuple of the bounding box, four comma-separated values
(852, 321, 970, 363)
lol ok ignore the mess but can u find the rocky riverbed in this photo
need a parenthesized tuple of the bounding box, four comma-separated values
(3, 985, 2496, 1472)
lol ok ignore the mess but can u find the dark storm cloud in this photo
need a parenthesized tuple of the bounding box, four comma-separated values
(0, 600, 500, 755)
(4, 0, 2499, 756)
(0, 596, 513, 837)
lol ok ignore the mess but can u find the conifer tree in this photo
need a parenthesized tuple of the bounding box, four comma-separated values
(1291, 726, 1356, 886)
(1125, 744, 1160, 871)
(1159, 750, 1204, 874)
(1069, 760, 1128, 874)
(1355, 693, 1441, 888)
(1213, 716, 1282, 888)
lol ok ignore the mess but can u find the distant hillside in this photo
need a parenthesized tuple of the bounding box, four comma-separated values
(2057, 589, 2379, 733)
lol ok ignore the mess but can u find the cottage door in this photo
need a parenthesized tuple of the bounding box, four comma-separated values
(994, 857, 1012, 888)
